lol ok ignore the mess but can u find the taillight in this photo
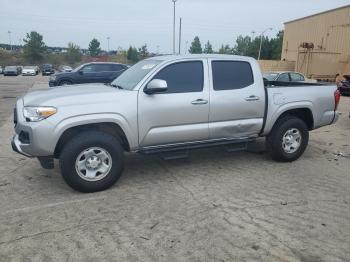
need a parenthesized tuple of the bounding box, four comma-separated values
(334, 89, 341, 110)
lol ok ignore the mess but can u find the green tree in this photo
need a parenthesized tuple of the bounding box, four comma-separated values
(66, 42, 82, 64)
(88, 38, 101, 56)
(231, 30, 284, 60)
(189, 36, 202, 54)
(218, 44, 232, 54)
(269, 30, 284, 60)
(232, 36, 251, 56)
(138, 44, 149, 59)
(203, 41, 213, 54)
(127, 46, 139, 62)
(23, 31, 46, 62)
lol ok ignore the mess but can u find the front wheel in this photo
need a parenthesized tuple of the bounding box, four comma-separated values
(59, 131, 124, 192)
(59, 80, 73, 86)
(267, 116, 309, 162)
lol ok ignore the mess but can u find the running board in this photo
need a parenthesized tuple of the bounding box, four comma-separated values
(139, 138, 255, 155)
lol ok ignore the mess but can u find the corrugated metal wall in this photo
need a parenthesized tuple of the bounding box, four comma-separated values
(282, 5, 350, 79)
(258, 60, 295, 72)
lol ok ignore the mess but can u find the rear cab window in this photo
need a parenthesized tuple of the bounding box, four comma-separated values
(211, 61, 254, 90)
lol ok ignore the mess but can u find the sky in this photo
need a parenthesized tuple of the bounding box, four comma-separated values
(0, 0, 349, 53)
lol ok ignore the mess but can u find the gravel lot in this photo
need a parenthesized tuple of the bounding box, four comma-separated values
(0, 75, 350, 261)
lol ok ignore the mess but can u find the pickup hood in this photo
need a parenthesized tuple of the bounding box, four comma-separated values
(23, 83, 133, 106)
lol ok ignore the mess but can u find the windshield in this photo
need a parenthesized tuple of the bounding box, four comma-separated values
(111, 60, 162, 90)
(24, 66, 34, 69)
(263, 73, 279, 81)
(6, 66, 17, 70)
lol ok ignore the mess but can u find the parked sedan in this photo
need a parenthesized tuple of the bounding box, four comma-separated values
(58, 65, 73, 72)
(3, 66, 20, 76)
(49, 62, 128, 86)
(22, 66, 38, 76)
(42, 64, 55, 75)
(263, 71, 317, 83)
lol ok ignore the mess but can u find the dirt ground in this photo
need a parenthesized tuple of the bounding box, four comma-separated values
(0, 75, 350, 261)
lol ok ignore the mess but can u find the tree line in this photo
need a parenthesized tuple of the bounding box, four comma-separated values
(1, 30, 284, 66)
(188, 31, 283, 60)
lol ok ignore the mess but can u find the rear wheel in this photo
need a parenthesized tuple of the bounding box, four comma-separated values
(59, 131, 124, 192)
(267, 116, 309, 162)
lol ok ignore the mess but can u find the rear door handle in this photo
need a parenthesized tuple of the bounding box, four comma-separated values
(191, 99, 208, 105)
(245, 95, 260, 101)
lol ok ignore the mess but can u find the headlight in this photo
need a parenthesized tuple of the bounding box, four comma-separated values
(23, 106, 57, 122)
(50, 75, 56, 81)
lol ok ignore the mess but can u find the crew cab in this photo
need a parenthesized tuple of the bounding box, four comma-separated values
(11, 55, 340, 192)
(49, 62, 128, 86)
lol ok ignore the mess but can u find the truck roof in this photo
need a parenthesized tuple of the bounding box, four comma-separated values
(146, 54, 256, 63)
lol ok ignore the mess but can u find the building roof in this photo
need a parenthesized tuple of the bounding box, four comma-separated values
(284, 4, 350, 24)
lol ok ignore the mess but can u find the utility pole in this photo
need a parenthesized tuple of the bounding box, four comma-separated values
(258, 28, 272, 60)
(107, 36, 110, 54)
(8, 30, 12, 51)
(172, 0, 177, 54)
(178, 17, 182, 54)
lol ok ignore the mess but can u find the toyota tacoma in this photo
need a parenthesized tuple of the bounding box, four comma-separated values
(12, 55, 340, 192)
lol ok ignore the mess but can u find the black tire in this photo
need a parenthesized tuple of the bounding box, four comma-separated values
(59, 80, 73, 86)
(59, 131, 124, 192)
(267, 115, 309, 162)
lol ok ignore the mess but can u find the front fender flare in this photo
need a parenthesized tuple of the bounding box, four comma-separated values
(49, 113, 138, 152)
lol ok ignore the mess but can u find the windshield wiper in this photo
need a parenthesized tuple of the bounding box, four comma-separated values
(108, 83, 124, 89)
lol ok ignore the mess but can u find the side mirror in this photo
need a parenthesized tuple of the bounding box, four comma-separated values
(144, 79, 168, 94)
(78, 70, 84, 75)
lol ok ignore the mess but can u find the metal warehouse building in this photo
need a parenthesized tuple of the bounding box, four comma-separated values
(281, 5, 350, 80)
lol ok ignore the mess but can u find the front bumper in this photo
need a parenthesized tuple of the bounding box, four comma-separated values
(11, 100, 56, 157)
(4, 72, 17, 76)
(22, 72, 36, 76)
(11, 135, 32, 157)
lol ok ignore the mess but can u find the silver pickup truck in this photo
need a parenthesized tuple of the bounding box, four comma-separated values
(11, 55, 340, 192)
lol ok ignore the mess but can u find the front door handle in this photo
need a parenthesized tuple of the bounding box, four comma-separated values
(191, 99, 208, 105)
(245, 95, 260, 101)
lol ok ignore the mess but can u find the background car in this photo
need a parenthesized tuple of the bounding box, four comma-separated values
(3, 66, 20, 76)
(49, 62, 128, 86)
(338, 75, 350, 96)
(16, 66, 23, 74)
(22, 66, 38, 76)
(58, 65, 73, 72)
(42, 64, 55, 75)
(263, 71, 317, 83)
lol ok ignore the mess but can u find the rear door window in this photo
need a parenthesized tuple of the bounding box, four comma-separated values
(211, 61, 254, 90)
(94, 64, 111, 72)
